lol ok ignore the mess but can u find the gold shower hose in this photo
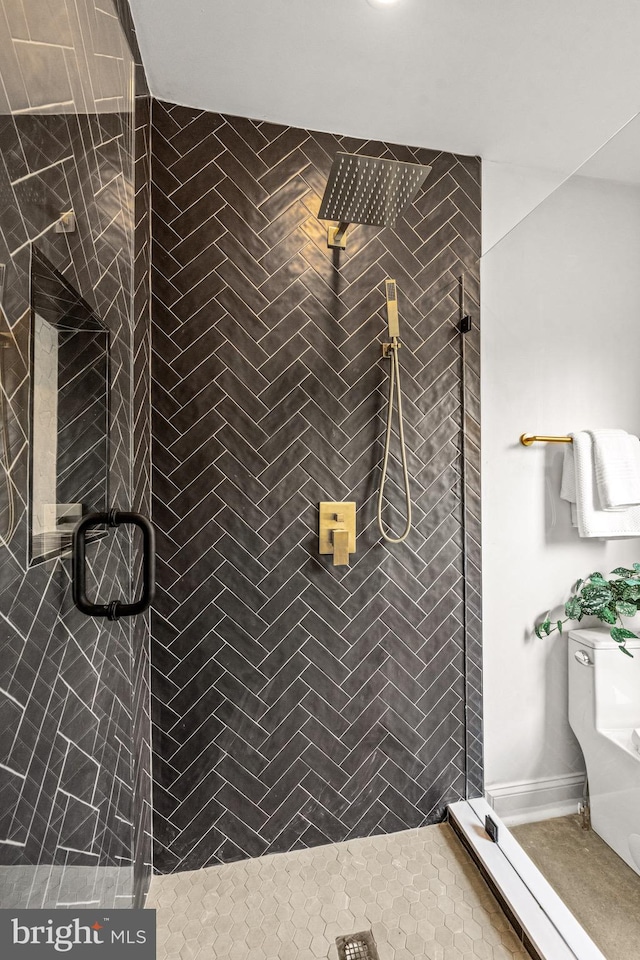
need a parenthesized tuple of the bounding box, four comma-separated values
(377, 338, 412, 543)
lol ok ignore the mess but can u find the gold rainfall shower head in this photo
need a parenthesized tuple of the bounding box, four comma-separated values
(317, 152, 432, 249)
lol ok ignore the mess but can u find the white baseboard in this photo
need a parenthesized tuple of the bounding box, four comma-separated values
(485, 772, 586, 826)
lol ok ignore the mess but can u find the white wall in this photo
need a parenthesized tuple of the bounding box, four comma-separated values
(481, 169, 640, 818)
(481, 161, 570, 255)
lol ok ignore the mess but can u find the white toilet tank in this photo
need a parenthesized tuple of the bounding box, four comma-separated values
(569, 627, 640, 733)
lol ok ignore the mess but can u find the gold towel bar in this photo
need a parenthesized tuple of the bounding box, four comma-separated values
(520, 433, 573, 446)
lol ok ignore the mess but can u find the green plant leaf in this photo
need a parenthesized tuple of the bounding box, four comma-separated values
(610, 627, 639, 641)
(564, 598, 582, 619)
(587, 572, 604, 581)
(618, 645, 634, 657)
(574, 578, 583, 591)
(556, 620, 563, 634)
(542, 619, 551, 636)
(611, 567, 635, 577)
(621, 584, 640, 601)
(579, 585, 613, 614)
(589, 575, 609, 587)
(634, 563, 640, 573)
(616, 601, 638, 617)
(624, 578, 640, 586)
(599, 607, 617, 625)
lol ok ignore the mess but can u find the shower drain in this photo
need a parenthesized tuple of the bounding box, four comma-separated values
(335, 930, 380, 960)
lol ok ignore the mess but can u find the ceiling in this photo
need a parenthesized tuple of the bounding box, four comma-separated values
(128, 0, 640, 182)
(578, 114, 640, 185)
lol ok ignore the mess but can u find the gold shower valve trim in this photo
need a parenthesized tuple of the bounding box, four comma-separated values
(319, 502, 356, 567)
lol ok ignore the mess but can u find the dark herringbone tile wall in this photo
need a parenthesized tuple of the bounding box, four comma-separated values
(150, 103, 482, 873)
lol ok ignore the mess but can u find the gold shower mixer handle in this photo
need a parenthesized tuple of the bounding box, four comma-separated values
(332, 528, 350, 567)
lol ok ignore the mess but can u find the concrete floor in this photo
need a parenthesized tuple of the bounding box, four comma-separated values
(513, 814, 640, 960)
(146, 823, 530, 960)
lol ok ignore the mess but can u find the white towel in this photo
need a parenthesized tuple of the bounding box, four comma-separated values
(561, 438, 579, 529)
(589, 429, 640, 509)
(570, 503, 578, 528)
(560, 439, 576, 504)
(564, 432, 640, 538)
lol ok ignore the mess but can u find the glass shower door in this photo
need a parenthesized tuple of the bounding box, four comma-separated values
(0, 0, 143, 910)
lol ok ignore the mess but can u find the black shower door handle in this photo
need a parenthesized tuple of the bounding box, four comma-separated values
(73, 510, 156, 620)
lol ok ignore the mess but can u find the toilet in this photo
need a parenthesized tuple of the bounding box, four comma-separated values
(568, 628, 640, 875)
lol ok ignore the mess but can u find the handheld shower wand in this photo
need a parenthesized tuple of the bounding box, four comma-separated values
(377, 279, 412, 543)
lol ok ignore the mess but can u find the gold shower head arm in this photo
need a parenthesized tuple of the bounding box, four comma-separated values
(327, 222, 349, 249)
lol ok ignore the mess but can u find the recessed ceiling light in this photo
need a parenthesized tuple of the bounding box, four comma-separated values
(366, 0, 402, 7)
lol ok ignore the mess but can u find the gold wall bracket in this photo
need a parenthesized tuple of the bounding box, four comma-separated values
(381, 341, 400, 359)
(319, 501, 356, 567)
(327, 222, 349, 249)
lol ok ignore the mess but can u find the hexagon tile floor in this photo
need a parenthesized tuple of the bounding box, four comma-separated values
(146, 823, 530, 960)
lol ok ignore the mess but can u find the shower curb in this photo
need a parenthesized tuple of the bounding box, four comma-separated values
(447, 799, 606, 960)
